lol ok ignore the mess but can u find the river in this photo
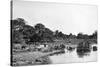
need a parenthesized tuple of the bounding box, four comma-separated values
(49, 44, 97, 64)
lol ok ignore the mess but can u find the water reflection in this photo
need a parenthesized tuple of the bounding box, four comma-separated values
(77, 51, 91, 58)
(49, 44, 97, 64)
(76, 41, 96, 58)
(76, 48, 91, 58)
(93, 46, 97, 51)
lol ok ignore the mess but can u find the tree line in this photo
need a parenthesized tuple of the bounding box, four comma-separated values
(11, 18, 97, 44)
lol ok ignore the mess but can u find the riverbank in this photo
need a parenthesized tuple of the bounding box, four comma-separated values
(12, 39, 97, 66)
(12, 50, 65, 66)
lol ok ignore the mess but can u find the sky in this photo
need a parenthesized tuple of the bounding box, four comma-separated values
(12, 0, 98, 35)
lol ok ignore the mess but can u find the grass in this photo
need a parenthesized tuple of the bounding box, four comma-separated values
(12, 49, 65, 66)
(12, 39, 97, 66)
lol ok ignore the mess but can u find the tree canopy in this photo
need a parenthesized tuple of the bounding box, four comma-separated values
(11, 18, 97, 45)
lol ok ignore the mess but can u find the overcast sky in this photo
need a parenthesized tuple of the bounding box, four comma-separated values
(13, 0, 98, 35)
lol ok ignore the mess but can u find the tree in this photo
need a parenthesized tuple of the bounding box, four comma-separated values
(54, 30, 66, 39)
(41, 28, 54, 42)
(22, 25, 35, 44)
(68, 33, 76, 39)
(23, 25, 35, 36)
(34, 23, 45, 30)
(11, 18, 26, 44)
(34, 23, 54, 42)
(11, 18, 26, 30)
(92, 31, 97, 39)
(77, 33, 84, 39)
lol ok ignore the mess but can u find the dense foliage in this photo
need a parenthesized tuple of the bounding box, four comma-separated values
(11, 18, 97, 45)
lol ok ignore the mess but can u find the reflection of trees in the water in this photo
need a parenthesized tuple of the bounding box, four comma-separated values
(93, 46, 97, 51)
(77, 51, 91, 58)
(76, 41, 91, 58)
(65, 44, 97, 58)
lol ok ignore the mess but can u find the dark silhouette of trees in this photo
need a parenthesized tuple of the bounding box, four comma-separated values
(77, 31, 97, 39)
(77, 33, 83, 39)
(68, 33, 76, 39)
(91, 31, 97, 39)
(22, 25, 35, 44)
(54, 30, 67, 39)
(11, 18, 97, 45)
(34, 23, 54, 42)
(11, 18, 26, 30)
(34, 23, 45, 30)
(77, 33, 89, 39)
(11, 19, 55, 44)
(11, 18, 26, 44)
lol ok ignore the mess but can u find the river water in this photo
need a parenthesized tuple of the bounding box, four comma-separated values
(49, 44, 97, 64)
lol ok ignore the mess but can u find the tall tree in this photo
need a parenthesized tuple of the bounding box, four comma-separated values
(11, 18, 26, 44)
